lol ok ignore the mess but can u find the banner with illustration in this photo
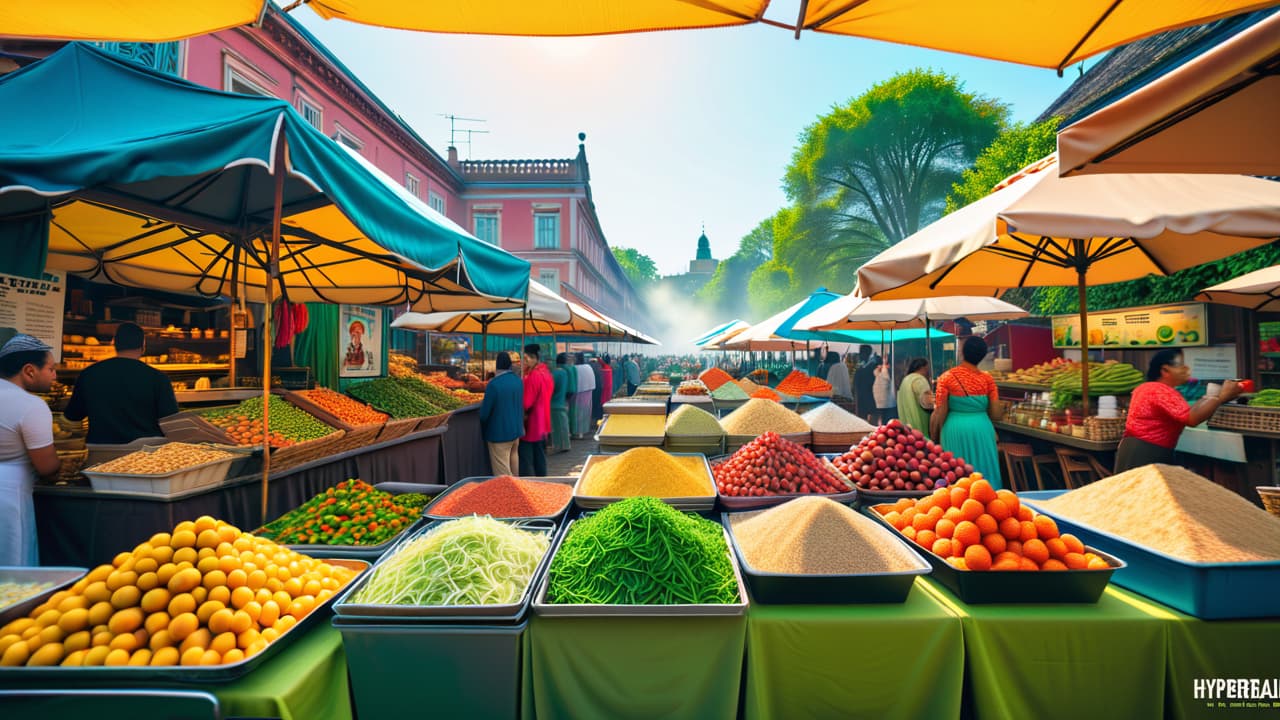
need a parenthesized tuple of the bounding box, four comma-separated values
(0, 270, 65, 361)
(1051, 302, 1206, 349)
(339, 305, 382, 377)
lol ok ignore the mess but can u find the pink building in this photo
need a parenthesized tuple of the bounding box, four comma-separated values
(0, 6, 644, 328)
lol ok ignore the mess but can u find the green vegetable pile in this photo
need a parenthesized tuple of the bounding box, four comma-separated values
(394, 492, 434, 510)
(351, 516, 550, 606)
(348, 378, 446, 419)
(1248, 389, 1280, 408)
(257, 479, 425, 545)
(1050, 361, 1144, 409)
(202, 394, 334, 442)
(393, 376, 465, 411)
(546, 497, 739, 605)
(710, 382, 748, 401)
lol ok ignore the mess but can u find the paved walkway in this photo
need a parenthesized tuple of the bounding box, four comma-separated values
(545, 431, 599, 477)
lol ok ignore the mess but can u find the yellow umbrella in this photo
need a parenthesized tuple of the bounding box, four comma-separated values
(1058, 10, 1280, 176)
(855, 155, 1280, 411)
(797, 0, 1280, 73)
(0, 0, 267, 42)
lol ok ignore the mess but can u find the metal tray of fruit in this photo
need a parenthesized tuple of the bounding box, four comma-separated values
(816, 454, 939, 509)
(532, 519, 747, 617)
(0, 567, 87, 619)
(722, 512, 929, 604)
(574, 454, 716, 511)
(262, 483, 447, 560)
(423, 476, 575, 522)
(0, 558, 368, 682)
(333, 519, 556, 622)
(864, 504, 1122, 604)
(712, 454, 858, 510)
(1022, 490, 1280, 619)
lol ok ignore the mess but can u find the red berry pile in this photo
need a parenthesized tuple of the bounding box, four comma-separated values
(713, 431, 852, 497)
(832, 419, 972, 492)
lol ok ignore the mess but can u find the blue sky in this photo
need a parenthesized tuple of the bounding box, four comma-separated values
(291, 4, 1086, 276)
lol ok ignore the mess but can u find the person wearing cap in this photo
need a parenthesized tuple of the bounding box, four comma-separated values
(0, 334, 60, 565)
(64, 322, 179, 444)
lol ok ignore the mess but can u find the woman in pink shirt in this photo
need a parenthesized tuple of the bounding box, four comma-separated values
(519, 344, 553, 476)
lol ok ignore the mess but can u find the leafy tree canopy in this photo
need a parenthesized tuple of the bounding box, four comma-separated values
(944, 117, 1060, 214)
(611, 247, 659, 287)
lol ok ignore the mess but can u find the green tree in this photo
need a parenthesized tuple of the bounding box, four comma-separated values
(944, 117, 1061, 213)
(697, 216, 775, 315)
(785, 69, 1007, 255)
(611, 247, 658, 287)
(747, 259, 800, 317)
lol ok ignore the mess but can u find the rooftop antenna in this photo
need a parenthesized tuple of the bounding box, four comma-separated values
(439, 114, 487, 157)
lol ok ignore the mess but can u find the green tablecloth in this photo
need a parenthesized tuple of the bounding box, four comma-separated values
(921, 579, 1167, 720)
(521, 613, 746, 720)
(214, 623, 352, 720)
(1110, 589, 1280, 720)
(744, 582, 964, 720)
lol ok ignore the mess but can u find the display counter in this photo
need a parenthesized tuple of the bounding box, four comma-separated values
(994, 421, 1120, 452)
(438, 404, 487, 483)
(35, 427, 445, 567)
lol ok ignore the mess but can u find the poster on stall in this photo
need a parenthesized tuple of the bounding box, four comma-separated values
(339, 305, 381, 377)
(0, 271, 66, 361)
(1051, 302, 1206, 349)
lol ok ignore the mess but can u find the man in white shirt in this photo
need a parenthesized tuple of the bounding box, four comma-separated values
(0, 335, 60, 565)
(573, 353, 596, 438)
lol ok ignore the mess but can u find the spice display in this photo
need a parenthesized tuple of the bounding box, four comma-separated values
(878, 477, 1110, 572)
(1038, 464, 1280, 562)
(833, 420, 969, 491)
(90, 443, 234, 475)
(802, 403, 876, 433)
(710, 381, 749, 401)
(697, 368, 734, 391)
(392, 375, 466, 411)
(599, 414, 667, 438)
(731, 497, 922, 574)
(202, 396, 335, 448)
(665, 405, 724, 436)
(713, 432, 850, 497)
(257, 480, 426, 546)
(295, 388, 388, 426)
(675, 379, 709, 396)
(735, 378, 764, 396)
(0, 516, 357, 667)
(350, 516, 549, 607)
(751, 387, 781, 402)
(580, 447, 714, 497)
(720, 398, 810, 436)
(0, 581, 57, 608)
(429, 476, 573, 518)
(348, 378, 445, 419)
(776, 370, 834, 397)
(546, 497, 738, 605)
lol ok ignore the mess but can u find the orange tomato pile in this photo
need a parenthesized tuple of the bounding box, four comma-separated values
(0, 516, 358, 667)
(297, 388, 388, 427)
(877, 476, 1111, 572)
(206, 414, 295, 448)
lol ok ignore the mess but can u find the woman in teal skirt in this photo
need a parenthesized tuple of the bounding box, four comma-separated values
(929, 336, 1003, 488)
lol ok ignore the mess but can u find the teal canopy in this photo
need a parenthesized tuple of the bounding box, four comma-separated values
(0, 43, 529, 308)
(774, 289, 844, 342)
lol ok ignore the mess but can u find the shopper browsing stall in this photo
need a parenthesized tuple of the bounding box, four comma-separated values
(549, 353, 571, 454)
(931, 336, 1003, 488)
(824, 351, 852, 401)
(1114, 349, 1242, 473)
(574, 353, 596, 437)
(63, 322, 179, 444)
(521, 344, 553, 476)
(0, 335, 59, 565)
(897, 358, 935, 439)
(479, 351, 523, 476)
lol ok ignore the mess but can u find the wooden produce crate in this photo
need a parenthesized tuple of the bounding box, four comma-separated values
(376, 416, 422, 444)
(415, 413, 452, 432)
(160, 411, 235, 444)
(268, 429, 346, 472)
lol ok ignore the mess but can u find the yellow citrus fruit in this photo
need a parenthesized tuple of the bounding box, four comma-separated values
(190, 587, 208, 605)
(228, 610, 253, 635)
(144, 612, 170, 636)
(210, 631, 237, 656)
(207, 608, 235, 635)
(196, 556, 220, 575)
(194, 516, 218, 534)
(179, 628, 211, 655)
(222, 648, 245, 664)
(1, 641, 30, 666)
(156, 563, 179, 586)
(110, 585, 141, 610)
(199, 649, 222, 666)
(83, 581, 111, 605)
(56, 594, 88, 613)
(61, 648, 88, 666)
(29, 642, 64, 666)
(168, 613, 198, 642)
(196, 600, 226, 625)
(112, 552, 131, 568)
(172, 547, 198, 566)
(128, 648, 152, 666)
(149, 532, 172, 547)
(108, 633, 138, 652)
(63, 630, 91, 654)
(236, 628, 260, 650)
(105, 570, 137, 592)
(151, 546, 174, 565)
(107, 607, 144, 635)
(259, 601, 280, 628)
(201, 570, 227, 590)
(140, 588, 171, 615)
(207, 586, 231, 606)
(171, 530, 197, 549)
(135, 571, 159, 592)
(180, 646, 205, 666)
(149, 629, 174, 651)
(229, 586, 254, 610)
(150, 646, 180, 666)
(168, 568, 202, 594)
(82, 645, 111, 666)
(104, 648, 131, 666)
(57, 608, 89, 634)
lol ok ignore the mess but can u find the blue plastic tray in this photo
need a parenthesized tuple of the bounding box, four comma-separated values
(1021, 490, 1280, 619)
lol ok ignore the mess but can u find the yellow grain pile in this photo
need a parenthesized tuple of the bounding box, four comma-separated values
(599, 414, 667, 438)
(1039, 464, 1280, 562)
(721, 398, 810, 436)
(730, 497, 923, 574)
(580, 447, 714, 497)
(735, 378, 763, 395)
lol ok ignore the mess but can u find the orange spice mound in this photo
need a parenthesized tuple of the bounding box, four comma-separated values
(751, 387, 781, 402)
(698, 367, 734, 391)
(777, 370, 833, 397)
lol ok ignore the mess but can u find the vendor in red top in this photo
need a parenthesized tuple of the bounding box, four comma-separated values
(1115, 349, 1241, 473)
(519, 344, 553, 477)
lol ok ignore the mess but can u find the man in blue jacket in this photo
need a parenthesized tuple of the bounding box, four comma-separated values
(479, 351, 523, 475)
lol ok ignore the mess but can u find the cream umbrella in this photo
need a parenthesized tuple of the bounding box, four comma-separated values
(1058, 10, 1280, 176)
(1195, 265, 1280, 311)
(855, 155, 1280, 413)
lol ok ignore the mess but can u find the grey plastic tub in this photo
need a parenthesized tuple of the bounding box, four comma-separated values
(0, 566, 86, 618)
(423, 476, 574, 522)
(259, 483, 446, 561)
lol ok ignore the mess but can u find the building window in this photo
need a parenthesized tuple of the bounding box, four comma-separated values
(333, 124, 364, 153)
(538, 269, 560, 294)
(298, 96, 323, 130)
(535, 213, 560, 249)
(96, 41, 184, 75)
(473, 212, 499, 246)
(428, 191, 445, 215)
(404, 172, 420, 198)
(226, 68, 270, 97)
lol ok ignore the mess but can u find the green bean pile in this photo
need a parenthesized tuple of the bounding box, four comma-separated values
(348, 378, 445, 419)
(546, 497, 739, 605)
(393, 376, 465, 411)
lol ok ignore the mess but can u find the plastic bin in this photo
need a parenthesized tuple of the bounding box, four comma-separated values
(81, 447, 238, 497)
(334, 619, 526, 720)
(423, 476, 574, 522)
(574, 453, 716, 511)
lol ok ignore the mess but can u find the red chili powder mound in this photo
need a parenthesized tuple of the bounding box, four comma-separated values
(431, 476, 572, 517)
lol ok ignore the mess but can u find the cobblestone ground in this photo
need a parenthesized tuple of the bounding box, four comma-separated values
(545, 426, 600, 477)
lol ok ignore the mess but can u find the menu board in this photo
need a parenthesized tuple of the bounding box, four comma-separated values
(339, 305, 382, 378)
(0, 271, 66, 361)
(1051, 302, 1206, 349)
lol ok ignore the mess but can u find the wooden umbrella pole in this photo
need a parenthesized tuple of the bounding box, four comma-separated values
(261, 132, 287, 524)
(1078, 265, 1090, 418)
